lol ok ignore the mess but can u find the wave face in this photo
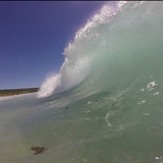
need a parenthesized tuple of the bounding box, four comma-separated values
(37, 2, 122, 98)
(38, 1, 163, 98)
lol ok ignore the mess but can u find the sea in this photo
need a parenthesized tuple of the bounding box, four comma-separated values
(1, 1, 163, 163)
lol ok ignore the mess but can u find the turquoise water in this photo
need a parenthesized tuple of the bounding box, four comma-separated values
(1, 1, 163, 163)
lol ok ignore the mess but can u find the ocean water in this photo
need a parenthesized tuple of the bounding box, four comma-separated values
(1, 1, 163, 163)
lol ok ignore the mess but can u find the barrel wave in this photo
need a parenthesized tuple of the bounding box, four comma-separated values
(37, 1, 124, 98)
(38, 1, 163, 100)
(1, 1, 163, 163)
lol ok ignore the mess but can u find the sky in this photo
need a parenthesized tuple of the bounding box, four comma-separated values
(0, 1, 109, 89)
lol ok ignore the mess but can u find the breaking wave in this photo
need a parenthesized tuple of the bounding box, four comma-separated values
(37, 1, 127, 98)
(37, 1, 163, 98)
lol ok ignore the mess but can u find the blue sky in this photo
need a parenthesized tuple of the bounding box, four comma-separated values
(0, 1, 108, 89)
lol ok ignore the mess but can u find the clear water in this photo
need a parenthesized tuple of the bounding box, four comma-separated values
(1, 1, 163, 163)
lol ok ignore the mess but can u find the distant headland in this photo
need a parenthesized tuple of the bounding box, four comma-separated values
(0, 88, 39, 97)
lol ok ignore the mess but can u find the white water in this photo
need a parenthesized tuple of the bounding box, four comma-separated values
(37, 1, 127, 98)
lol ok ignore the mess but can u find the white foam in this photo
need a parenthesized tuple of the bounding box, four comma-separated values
(87, 101, 91, 105)
(106, 112, 112, 127)
(0, 96, 18, 101)
(0, 93, 36, 101)
(146, 81, 158, 89)
(117, 1, 127, 8)
(37, 73, 61, 98)
(140, 88, 145, 92)
(138, 100, 146, 105)
(37, 2, 129, 98)
(153, 92, 159, 96)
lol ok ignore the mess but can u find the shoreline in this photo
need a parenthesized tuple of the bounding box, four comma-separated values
(0, 88, 39, 97)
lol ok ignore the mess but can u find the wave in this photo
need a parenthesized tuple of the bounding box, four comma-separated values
(37, 1, 127, 98)
(37, 1, 163, 98)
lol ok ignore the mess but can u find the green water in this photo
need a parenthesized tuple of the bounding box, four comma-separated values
(1, 84, 163, 163)
(1, 1, 163, 163)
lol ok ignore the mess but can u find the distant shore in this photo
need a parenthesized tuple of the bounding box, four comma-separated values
(0, 88, 39, 97)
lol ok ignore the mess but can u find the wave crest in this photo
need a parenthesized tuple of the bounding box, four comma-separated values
(37, 1, 128, 98)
